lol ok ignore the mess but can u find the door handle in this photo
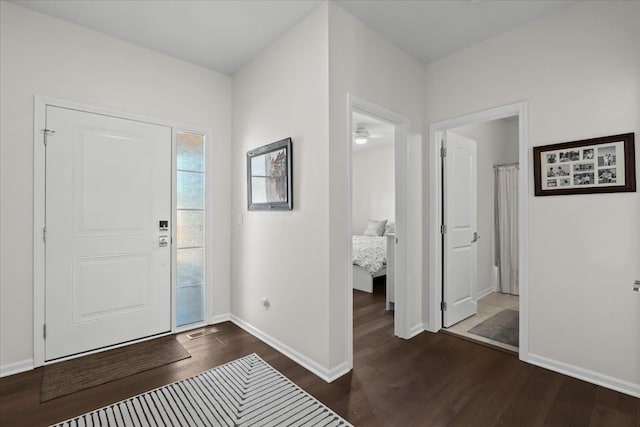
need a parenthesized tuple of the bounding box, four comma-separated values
(634, 280, 640, 292)
(471, 232, 480, 243)
(158, 236, 168, 247)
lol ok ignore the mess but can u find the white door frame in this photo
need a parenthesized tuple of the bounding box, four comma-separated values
(33, 95, 212, 367)
(346, 94, 411, 369)
(427, 101, 530, 361)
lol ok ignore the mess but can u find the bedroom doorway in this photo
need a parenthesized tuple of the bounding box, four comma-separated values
(346, 94, 411, 370)
(351, 110, 396, 337)
(428, 102, 529, 359)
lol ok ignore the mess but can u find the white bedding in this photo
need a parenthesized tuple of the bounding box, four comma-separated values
(352, 235, 387, 274)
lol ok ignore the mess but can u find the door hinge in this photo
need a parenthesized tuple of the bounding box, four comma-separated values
(43, 324, 46, 339)
(441, 301, 447, 311)
(440, 224, 447, 234)
(440, 147, 447, 157)
(43, 128, 55, 146)
(42, 227, 47, 243)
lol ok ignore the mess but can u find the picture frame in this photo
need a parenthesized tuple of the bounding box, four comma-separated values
(533, 133, 635, 196)
(247, 137, 293, 210)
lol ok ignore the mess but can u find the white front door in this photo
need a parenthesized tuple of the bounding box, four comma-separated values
(443, 131, 478, 327)
(45, 106, 172, 361)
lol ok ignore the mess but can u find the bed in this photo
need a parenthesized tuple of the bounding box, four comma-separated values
(352, 233, 395, 310)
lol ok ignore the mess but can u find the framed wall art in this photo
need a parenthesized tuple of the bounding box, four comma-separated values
(533, 133, 635, 196)
(247, 137, 293, 210)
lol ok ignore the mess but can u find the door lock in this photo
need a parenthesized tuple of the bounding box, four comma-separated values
(634, 280, 640, 292)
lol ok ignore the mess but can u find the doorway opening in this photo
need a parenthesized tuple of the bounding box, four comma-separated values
(428, 101, 529, 360)
(351, 110, 396, 355)
(346, 94, 411, 370)
(442, 118, 520, 353)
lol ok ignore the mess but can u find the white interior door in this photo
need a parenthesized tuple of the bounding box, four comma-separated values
(443, 131, 478, 327)
(45, 106, 172, 361)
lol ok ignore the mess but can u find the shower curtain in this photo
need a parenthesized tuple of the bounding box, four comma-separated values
(495, 165, 519, 295)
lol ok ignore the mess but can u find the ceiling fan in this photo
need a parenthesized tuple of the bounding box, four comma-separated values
(353, 128, 370, 145)
(353, 127, 388, 145)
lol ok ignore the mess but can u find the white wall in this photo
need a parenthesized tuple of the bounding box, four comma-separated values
(0, 2, 232, 371)
(451, 118, 519, 297)
(352, 146, 395, 234)
(425, 1, 639, 393)
(328, 2, 425, 367)
(231, 4, 332, 373)
(231, 1, 425, 376)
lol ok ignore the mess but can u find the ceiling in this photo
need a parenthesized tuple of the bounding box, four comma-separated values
(352, 112, 394, 153)
(12, 0, 322, 75)
(13, 0, 576, 76)
(334, 1, 576, 64)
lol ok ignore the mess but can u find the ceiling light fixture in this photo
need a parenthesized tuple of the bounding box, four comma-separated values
(354, 129, 369, 145)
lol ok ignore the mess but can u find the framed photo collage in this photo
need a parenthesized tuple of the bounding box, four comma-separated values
(533, 133, 635, 196)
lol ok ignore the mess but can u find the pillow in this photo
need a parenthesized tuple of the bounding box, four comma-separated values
(384, 222, 396, 235)
(363, 219, 387, 236)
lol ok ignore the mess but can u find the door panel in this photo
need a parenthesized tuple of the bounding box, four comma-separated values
(72, 254, 152, 323)
(45, 106, 172, 361)
(74, 130, 153, 236)
(443, 132, 478, 327)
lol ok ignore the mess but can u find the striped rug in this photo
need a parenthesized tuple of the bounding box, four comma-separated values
(52, 353, 351, 427)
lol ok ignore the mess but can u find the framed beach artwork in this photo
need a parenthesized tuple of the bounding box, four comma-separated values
(247, 137, 293, 210)
(533, 133, 636, 196)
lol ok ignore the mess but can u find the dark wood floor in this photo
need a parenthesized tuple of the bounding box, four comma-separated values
(1, 280, 638, 426)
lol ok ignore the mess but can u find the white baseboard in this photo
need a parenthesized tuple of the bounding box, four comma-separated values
(326, 360, 351, 382)
(0, 358, 34, 378)
(476, 287, 495, 300)
(208, 313, 231, 325)
(409, 323, 426, 338)
(230, 315, 350, 383)
(423, 321, 438, 333)
(528, 353, 639, 398)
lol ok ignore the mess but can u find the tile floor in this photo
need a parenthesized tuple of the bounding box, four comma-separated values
(445, 292, 519, 353)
